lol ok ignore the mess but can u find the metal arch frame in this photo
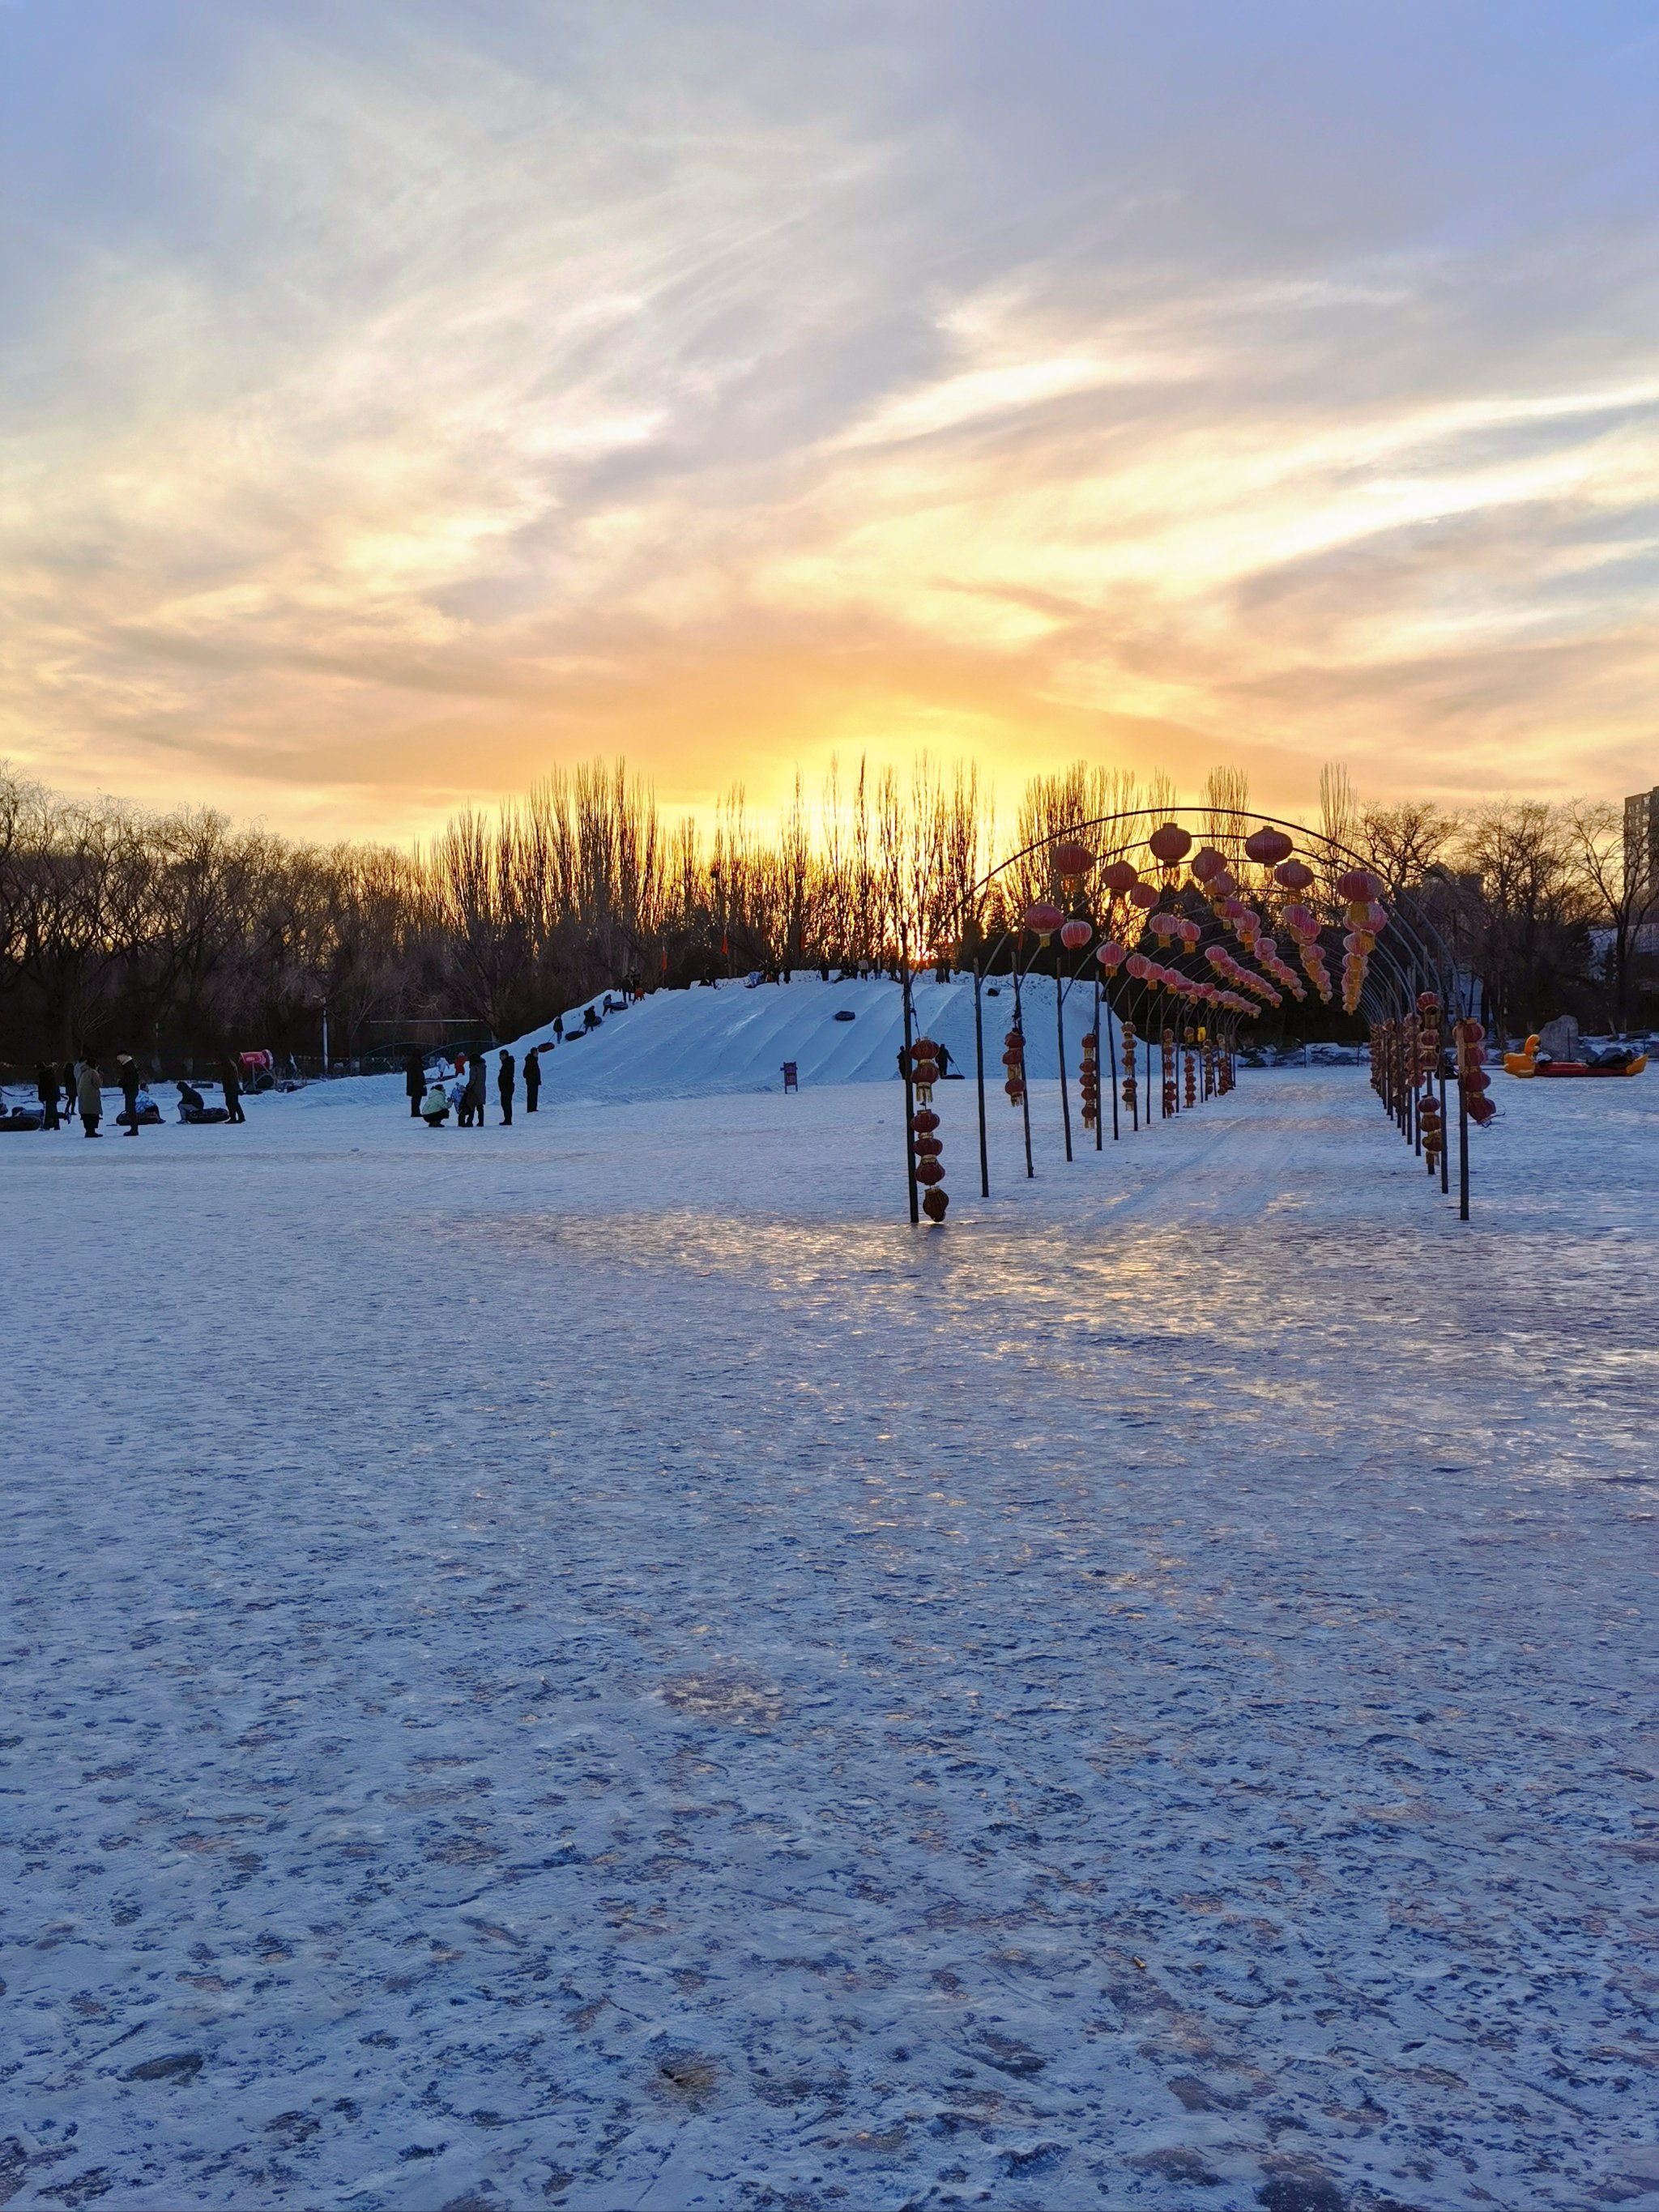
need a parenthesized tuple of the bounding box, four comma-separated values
(901, 803, 1475, 1220)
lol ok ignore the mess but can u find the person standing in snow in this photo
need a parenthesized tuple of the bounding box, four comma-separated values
(36, 1064, 60, 1131)
(523, 1048, 540, 1114)
(117, 1054, 143, 1136)
(497, 1050, 515, 1127)
(77, 1060, 104, 1137)
(403, 1049, 425, 1119)
(220, 1056, 245, 1123)
(463, 1053, 487, 1129)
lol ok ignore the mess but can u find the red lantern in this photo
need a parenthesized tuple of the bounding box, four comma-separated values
(915, 1158, 945, 1186)
(1274, 858, 1314, 892)
(1243, 826, 1294, 865)
(1148, 822, 1192, 863)
(1190, 847, 1226, 882)
(1053, 839, 1094, 880)
(1060, 918, 1093, 951)
(1101, 859, 1139, 894)
(1024, 901, 1064, 942)
(1335, 867, 1382, 902)
(1003, 1027, 1026, 1106)
(922, 1186, 949, 1221)
(1128, 882, 1159, 910)
(1096, 940, 1128, 970)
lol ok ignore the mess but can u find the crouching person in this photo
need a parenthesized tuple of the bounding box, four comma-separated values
(420, 1080, 450, 1127)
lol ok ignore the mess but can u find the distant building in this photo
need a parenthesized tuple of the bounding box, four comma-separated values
(1625, 786, 1659, 898)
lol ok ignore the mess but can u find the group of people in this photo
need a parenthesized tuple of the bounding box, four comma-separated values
(399, 995, 638, 1128)
(405, 1047, 542, 1128)
(30, 1057, 245, 1136)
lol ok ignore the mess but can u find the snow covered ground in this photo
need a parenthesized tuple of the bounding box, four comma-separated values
(2, 1050, 1657, 2211)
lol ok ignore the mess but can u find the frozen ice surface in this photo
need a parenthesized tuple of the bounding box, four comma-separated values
(2, 1057, 1656, 2211)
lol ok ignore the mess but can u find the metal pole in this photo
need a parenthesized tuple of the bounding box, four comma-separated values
(902, 960, 919, 1224)
(1056, 960, 1073, 1162)
(1106, 987, 1121, 1140)
(1438, 1052, 1450, 1194)
(1013, 956, 1034, 1178)
(1093, 981, 1103, 1150)
(974, 961, 990, 1198)
(1457, 1028, 1471, 1221)
(1144, 1025, 1152, 1130)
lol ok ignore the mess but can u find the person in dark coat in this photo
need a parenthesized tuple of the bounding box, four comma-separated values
(76, 1060, 103, 1136)
(523, 1047, 540, 1113)
(117, 1054, 143, 1136)
(463, 1054, 487, 1129)
(36, 1064, 60, 1131)
(61, 1060, 78, 1126)
(403, 1049, 425, 1119)
(220, 1057, 245, 1123)
(497, 1050, 515, 1127)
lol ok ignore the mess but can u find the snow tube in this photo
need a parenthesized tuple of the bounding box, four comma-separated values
(1530, 1055, 1647, 1078)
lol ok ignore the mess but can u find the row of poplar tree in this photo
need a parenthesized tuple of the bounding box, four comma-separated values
(2, 756, 1653, 1068)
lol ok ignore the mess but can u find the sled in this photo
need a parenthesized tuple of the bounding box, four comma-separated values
(1529, 1057, 1646, 1078)
(1503, 1037, 1647, 1079)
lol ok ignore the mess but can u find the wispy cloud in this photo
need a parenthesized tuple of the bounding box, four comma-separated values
(3, 0, 1658, 836)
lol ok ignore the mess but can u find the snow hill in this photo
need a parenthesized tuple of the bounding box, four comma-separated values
(296, 973, 1112, 1115)
(513, 973, 1107, 1104)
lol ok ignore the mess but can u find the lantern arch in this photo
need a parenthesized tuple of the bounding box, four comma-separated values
(896, 806, 1484, 1225)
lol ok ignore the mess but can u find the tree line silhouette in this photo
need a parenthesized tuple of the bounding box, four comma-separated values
(2, 754, 1652, 1070)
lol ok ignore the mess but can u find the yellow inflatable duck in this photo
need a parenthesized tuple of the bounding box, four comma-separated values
(1503, 1034, 1540, 1076)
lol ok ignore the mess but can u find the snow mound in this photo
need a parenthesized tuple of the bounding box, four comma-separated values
(300, 973, 1113, 1113)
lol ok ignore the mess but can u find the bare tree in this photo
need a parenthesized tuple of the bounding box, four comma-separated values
(1563, 799, 1659, 1034)
(1203, 765, 1251, 856)
(1455, 802, 1591, 1040)
(1356, 802, 1461, 902)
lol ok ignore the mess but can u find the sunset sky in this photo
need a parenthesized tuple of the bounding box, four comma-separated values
(5, 1, 1659, 842)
